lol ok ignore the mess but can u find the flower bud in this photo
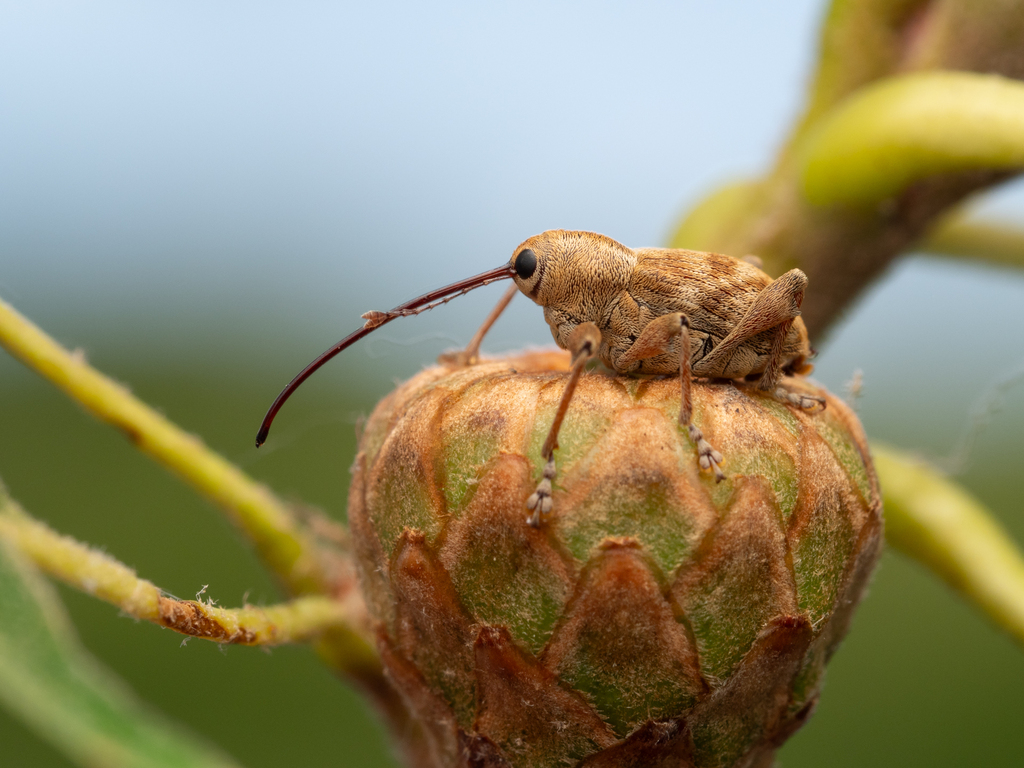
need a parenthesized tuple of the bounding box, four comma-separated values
(349, 350, 881, 768)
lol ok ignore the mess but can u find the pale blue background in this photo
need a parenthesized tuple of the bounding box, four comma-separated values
(2, 2, 1024, 767)
(3, 1, 1023, 419)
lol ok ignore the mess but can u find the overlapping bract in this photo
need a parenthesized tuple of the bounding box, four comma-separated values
(349, 350, 882, 768)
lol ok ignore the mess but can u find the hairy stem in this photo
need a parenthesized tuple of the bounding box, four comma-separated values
(0, 491, 354, 647)
(0, 297, 329, 597)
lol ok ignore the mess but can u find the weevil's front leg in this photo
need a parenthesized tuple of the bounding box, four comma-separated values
(526, 322, 601, 527)
(439, 284, 518, 366)
(617, 313, 725, 483)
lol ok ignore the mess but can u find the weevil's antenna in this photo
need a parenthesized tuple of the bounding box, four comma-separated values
(255, 264, 515, 447)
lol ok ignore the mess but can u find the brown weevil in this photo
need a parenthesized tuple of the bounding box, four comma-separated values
(256, 230, 824, 526)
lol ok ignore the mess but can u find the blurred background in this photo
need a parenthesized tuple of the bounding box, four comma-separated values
(2, 1, 1023, 766)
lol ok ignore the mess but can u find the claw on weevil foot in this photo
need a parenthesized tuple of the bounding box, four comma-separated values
(689, 424, 726, 482)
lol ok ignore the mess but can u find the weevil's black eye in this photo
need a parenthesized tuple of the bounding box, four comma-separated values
(514, 248, 537, 279)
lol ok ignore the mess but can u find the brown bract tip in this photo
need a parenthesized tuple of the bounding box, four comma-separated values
(157, 597, 257, 644)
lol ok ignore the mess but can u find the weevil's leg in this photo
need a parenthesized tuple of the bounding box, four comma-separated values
(526, 322, 601, 527)
(616, 313, 724, 482)
(615, 311, 690, 369)
(756, 318, 795, 393)
(773, 386, 826, 411)
(694, 268, 807, 377)
(755, 316, 825, 411)
(463, 283, 517, 363)
(748, 317, 826, 411)
(677, 318, 725, 483)
(439, 283, 518, 366)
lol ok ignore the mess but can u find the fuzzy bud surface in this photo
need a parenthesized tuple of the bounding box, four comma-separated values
(349, 350, 882, 768)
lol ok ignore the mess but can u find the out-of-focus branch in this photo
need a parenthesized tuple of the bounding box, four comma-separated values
(670, 73, 1024, 337)
(875, 444, 1024, 647)
(922, 213, 1024, 269)
(0, 297, 330, 597)
(0, 298, 397, 709)
(0, 490, 353, 647)
(791, 0, 1024, 157)
(799, 72, 1024, 206)
(671, 1, 1024, 337)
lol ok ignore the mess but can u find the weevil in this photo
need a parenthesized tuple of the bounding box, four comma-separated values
(256, 230, 824, 527)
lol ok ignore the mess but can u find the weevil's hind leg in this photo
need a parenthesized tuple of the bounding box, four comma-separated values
(439, 284, 518, 366)
(773, 386, 826, 411)
(691, 267, 823, 414)
(754, 312, 825, 413)
(694, 268, 807, 377)
(616, 313, 724, 483)
(526, 322, 601, 527)
(756, 318, 795, 394)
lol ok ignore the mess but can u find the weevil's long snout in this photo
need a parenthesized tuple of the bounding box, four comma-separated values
(255, 264, 515, 447)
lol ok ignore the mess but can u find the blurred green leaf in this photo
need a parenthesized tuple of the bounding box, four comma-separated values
(0, 538, 244, 768)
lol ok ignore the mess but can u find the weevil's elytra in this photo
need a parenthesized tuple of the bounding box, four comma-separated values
(256, 230, 824, 525)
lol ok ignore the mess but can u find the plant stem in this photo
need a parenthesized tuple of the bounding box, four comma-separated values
(876, 444, 1024, 647)
(799, 72, 1024, 206)
(0, 492, 354, 647)
(923, 214, 1024, 269)
(0, 297, 327, 597)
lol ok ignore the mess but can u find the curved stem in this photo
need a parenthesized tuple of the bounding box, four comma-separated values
(799, 72, 1024, 207)
(0, 492, 357, 648)
(0, 539, 246, 768)
(922, 213, 1024, 270)
(875, 443, 1024, 647)
(0, 297, 329, 597)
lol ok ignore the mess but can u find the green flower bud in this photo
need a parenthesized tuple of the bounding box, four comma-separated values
(349, 350, 881, 768)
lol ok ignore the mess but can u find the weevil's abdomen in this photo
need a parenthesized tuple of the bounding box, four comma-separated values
(601, 248, 813, 378)
(603, 316, 809, 378)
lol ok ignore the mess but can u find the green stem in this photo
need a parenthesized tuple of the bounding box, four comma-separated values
(0, 494, 355, 647)
(875, 444, 1024, 647)
(800, 71, 1024, 206)
(0, 297, 327, 596)
(922, 213, 1024, 269)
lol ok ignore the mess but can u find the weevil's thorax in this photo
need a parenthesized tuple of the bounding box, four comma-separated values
(510, 230, 635, 349)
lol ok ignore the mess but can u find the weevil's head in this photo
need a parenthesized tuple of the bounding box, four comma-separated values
(509, 230, 635, 310)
